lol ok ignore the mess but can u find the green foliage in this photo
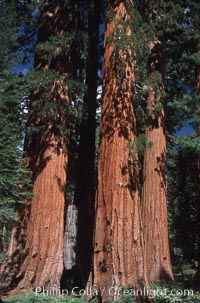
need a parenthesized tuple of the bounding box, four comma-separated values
(0, 252, 6, 264)
(127, 135, 153, 186)
(152, 284, 200, 303)
(36, 30, 88, 63)
(127, 134, 153, 155)
(3, 293, 94, 303)
(2, 292, 135, 303)
(4, 293, 67, 303)
(0, 0, 200, 295)
(105, 2, 159, 139)
(137, 0, 200, 264)
(113, 289, 137, 303)
(145, 71, 162, 90)
(0, 0, 23, 68)
(24, 0, 88, 144)
(3, 290, 200, 303)
(138, 0, 200, 136)
(0, 0, 33, 252)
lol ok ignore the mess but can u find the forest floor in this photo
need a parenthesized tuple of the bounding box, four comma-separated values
(1, 263, 200, 303)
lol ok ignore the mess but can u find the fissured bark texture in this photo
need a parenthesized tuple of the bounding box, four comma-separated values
(17, 135, 67, 290)
(92, 1, 149, 301)
(142, 91, 173, 282)
(0, 2, 71, 293)
(142, 42, 173, 282)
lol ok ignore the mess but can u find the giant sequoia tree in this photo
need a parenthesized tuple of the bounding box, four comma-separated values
(141, 40, 173, 282)
(92, 1, 149, 301)
(0, 0, 81, 292)
(1, 0, 200, 300)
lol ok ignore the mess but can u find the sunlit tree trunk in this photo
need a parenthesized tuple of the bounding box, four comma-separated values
(0, 1, 74, 293)
(142, 41, 173, 282)
(92, 1, 149, 301)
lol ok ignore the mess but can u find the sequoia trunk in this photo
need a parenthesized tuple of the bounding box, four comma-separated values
(142, 42, 173, 282)
(0, 1, 73, 293)
(92, 1, 149, 301)
(17, 134, 67, 290)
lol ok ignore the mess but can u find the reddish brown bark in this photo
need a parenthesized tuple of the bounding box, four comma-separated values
(92, 1, 149, 302)
(0, 107, 68, 294)
(0, 2, 72, 294)
(18, 134, 67, 290)
(142, 91, 173, 282)
(142, 42, 173, 282)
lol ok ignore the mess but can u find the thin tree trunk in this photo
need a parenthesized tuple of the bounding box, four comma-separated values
(0, 2, 73, 293)
(74, 0, 100, 288)
(142, 41, 173, 282)
(92, 1, 149, 301)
